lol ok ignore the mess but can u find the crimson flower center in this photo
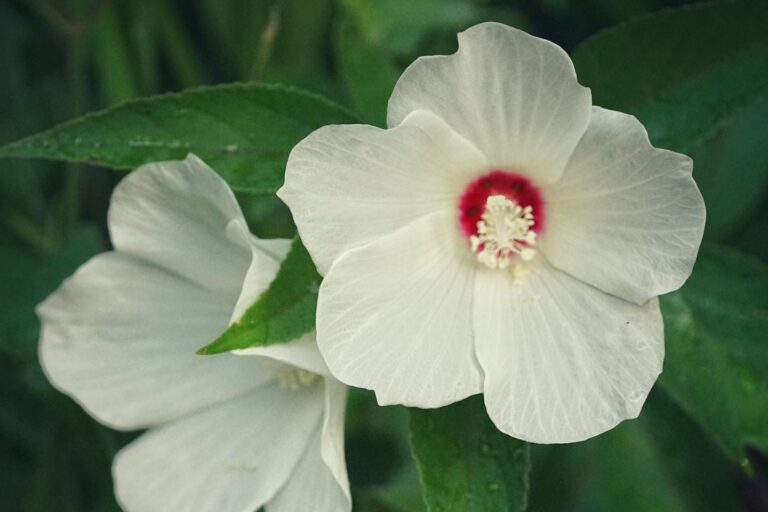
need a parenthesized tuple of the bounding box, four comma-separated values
(458, 170, 545, 269)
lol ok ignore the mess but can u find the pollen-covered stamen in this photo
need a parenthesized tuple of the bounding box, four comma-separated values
(458, 169, 544, 270)
(470, 195, 537, 269)
(277, 368, 319, 391)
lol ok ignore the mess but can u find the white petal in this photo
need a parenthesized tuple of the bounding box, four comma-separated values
(388, 22, 591, 183)
(113, 383, 324, 512)
(473, 259, 663, 443)
(266, 379, 351, 512)
(108, 154, 251, 295)
(236, 333, 331, 376)
(280, 109, 487, 274)
(320, 377, 351, 505)
(540, 107, 706, 304)
(316, 210, 483, 407)
(266, 432, 349, 512)
(38, 253, 279, 430)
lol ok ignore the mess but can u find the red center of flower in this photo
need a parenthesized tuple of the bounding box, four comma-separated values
(458, 170, 545, 238)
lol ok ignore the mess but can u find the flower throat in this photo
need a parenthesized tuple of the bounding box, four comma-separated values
(458, 170, 544, 270)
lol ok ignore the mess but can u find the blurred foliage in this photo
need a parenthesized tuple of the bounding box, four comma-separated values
(659, 246, 768, 462)
(410, 396, 530, 512)
(1, 0, 766, 511)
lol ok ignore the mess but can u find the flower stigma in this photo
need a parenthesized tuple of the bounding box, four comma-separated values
(278, 368, 320, 391)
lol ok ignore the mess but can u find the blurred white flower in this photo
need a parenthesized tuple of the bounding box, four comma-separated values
(279, 22, 706, 443)
(37, 155, 350, 512)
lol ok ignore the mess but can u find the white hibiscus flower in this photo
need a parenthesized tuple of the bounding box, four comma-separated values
(37, 155, 351, 511)
(279, 23, 706, 443)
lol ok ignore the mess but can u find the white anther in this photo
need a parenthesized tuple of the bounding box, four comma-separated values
(470, 195, 537, 270)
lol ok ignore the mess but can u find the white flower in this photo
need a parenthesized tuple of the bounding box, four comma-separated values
(279, 23, 706, 443)
(37, 155, 351, 511)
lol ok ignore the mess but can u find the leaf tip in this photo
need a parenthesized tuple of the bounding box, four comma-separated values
(196, 339, 224, 356)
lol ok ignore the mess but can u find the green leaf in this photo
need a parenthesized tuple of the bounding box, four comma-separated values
(586, 390, 740, 512)
(409, 395, 530, 512)
(659, 245, 768, 462)
(691, 94, 768, 239)
(0, 83, 358, 193)
(572, 0, 768, 154)
(198, 237, 320, 354)
(636, 389, 741, 512)
(528, 389, 741, 512)
(731, 195, 768, 262)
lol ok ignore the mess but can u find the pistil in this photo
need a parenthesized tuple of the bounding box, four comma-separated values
(278, 368, 319, 390)
(470, 195, 537, 269)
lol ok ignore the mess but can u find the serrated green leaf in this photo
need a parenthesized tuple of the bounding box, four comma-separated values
(659, 245, 768, 462)
(0, 83, 358, 193)
(198, 237, 320, 354)
(409, 395, 530, 512)
(572, 0, 768, 154)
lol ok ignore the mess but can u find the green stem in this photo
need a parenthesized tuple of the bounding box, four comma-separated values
(4, 211, 55, 254)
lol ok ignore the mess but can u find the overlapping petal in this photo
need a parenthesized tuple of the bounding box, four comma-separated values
(472, 259, 664, 443)
(266, 379, 351, 512)
(320, 377, 351, 505)
(540, 107, 706, 304)
(108, 154, 251, 295)
(236, 334, 331, 376)
(316, 211, 483, 407)
(38, 252, 280, 430)
(266, 434, 348, 512)
(113, 383, 324, 512)
(279, 109, 487, 274)
(388, 22, 592, 183)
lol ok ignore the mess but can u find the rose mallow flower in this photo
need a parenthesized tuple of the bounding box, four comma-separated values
(279, 23, 705, 443)
(37, 155, 351, 511)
